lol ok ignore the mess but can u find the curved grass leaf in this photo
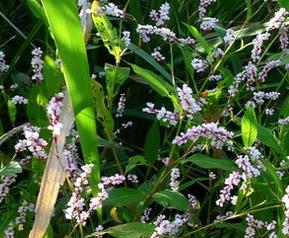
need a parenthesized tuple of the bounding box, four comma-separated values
(0, 161, 22, 177)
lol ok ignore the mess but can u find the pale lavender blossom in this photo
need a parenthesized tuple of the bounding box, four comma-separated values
(266, 8, 288, 31)
(100, 3, 125, 18)
(141, 208, 152, 223)
(224, 29, 235, 45)
(150, 214, 187, 238)
(216, 171, 241, 207)
(188, 194, 198, 209)
(151, 47, 165, 61)
(170, 168, 180, 191)
(228, 62, 258, 96)
(116, 93, 126, 118)
(0, 51, 9, 73)
(253, 91, 280, 105)
(209, 172, 216, 180)
(95, 225, 104, 238)
(259, 60, 281, 82)
(11, 95, 28, 105)
(15, 124, 48, 159)
(15, 201, 35, 231)
(200, 18, 218, 31)
(282, 185, 289, 235)
(143, 102, 179, 127)
(278, 116, 289, 125)
(31, 47, 44, 82)
(101, 173, 126, 187)
(47, 92, 64, 140)
(63, 136, 79, 177)
(88, 183, 109, 212)
(208, 74, 222, 81)
(149, 2, 170, 26)
(198, 0, 217, 19)
(213, 48, 224, 58)
(215, 211, 234, 221)
(10, 83, 19, 90)
(265, 108, 275, 115)
(158, 156, 170, 166)
(4, 226, 14, 238)
(127, 174, 139, 184)
(172, 122, 234, 149)
(136, 25, 194, 45)
(280, 27, 289, 49)
(122, 31, 131, 47)
(251, 33, 270, 62)
(0, 176, 16, 205)
(177, 84, 202, 119)
(191, 58, 209, 73)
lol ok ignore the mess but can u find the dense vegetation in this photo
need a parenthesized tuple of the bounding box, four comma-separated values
(1, 0, 289, 237)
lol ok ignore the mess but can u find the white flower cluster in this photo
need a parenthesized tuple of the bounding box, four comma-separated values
(10, 83, 19, 90)
(15, 124, 48, 159)
(0, 50, 9, 73)
(137, 25, 195, 45)
(170, 168, 180, 191)
(99, 3, 125, 18)
(259, 60, 281, 82)
(122, 31, 131, 47)
(198, 0, 217, 20)
(216, 147, 265, 207)
(245, 214, 277, 238)
(88, 183, 109, 213)
(116, 93, 126, 118)
(141, 208, 152, 223)
(215, 211, 234, 221)
(150, 214, 188, 238)
(64, 164, 95, 225)
(63, 136, 80, 178)
(215, 171, 241, 207)
(280, 27, 289, 49)
(278, 116, 289, 125)
(228, 62, 258, 96)
(177, 84, 202, 119)
(4, 225, 14, 238)
(0, 176, 16, 205)
(172, 122, 234, 149)
(188, 194, 199, 209)
(151, 47, 165, 62)
(31, 47, 44, 82)
(251, 33, 270, 62)
(101, 173, 126, 187)
(191, 58, 209, 73)
(223, 29, 235, 45)
(149, 2, 170, 26)
(282, 185, 289, 235)
(200, 18, 218, 31)
(47, 92, 64, 139)
(253, 91, 280, 105)
(208, 74, 222, 81)
(15, 201, 35, 231)
(127, 174, 139, 184)
(143, 102, 179, 127)
(266, 8, 288, 31)
(11, 95, 28, 105)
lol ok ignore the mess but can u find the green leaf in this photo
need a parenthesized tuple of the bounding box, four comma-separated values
(152, 189, 189, 211)
(180, 154, 236, 171)
(41, 0, 100, 190)
(7, 100, 17, 125)
(278, 0, 289, 10)
(131, 64, 179, 109)
(104, 188, 145, 207)
(87, 222, 155, 238)
(257, 125, 285, 155)
(241, 105, 257, 147)
(125, 155, 150, 174)
(0, 161, 22, 177)
(144, 121, 160, 165)
(128, 43, 171, 81)
(105, 63, 130, 98)
(185, 24, 212, 57)
(262, 159, 283, 195)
